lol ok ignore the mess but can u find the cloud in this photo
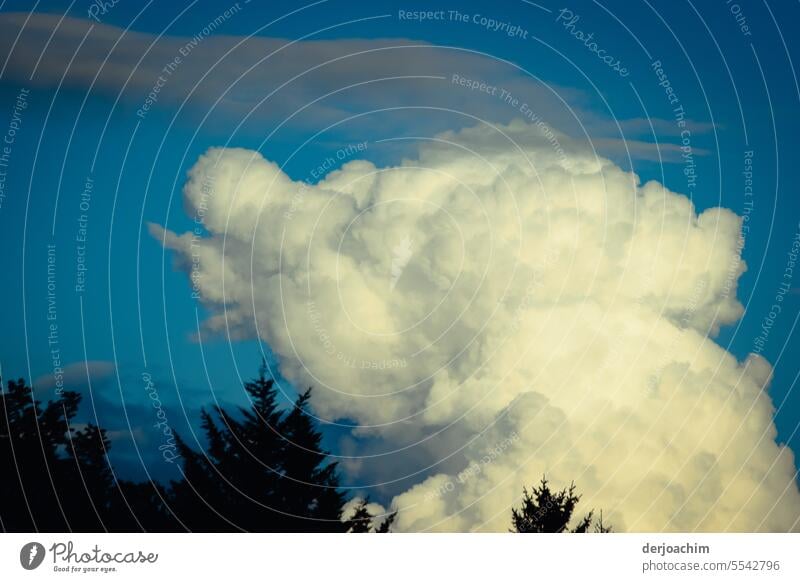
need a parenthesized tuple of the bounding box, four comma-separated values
(33, 359, 115, 400)
(602, 117, 717, 138)
(152, 118, 799, 531)
(0, 12, 568, 126)
(1, 12, 707, 160)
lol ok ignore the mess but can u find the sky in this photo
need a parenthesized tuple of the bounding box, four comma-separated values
(1, 0, 799, 531)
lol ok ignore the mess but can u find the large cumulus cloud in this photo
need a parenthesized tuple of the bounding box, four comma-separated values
(151, 119, 800, 531)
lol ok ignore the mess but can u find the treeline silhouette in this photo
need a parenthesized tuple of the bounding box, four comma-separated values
(0, 363, 608, 533)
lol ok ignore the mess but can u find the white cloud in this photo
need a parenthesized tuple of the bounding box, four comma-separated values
(152, 119, 800, 531)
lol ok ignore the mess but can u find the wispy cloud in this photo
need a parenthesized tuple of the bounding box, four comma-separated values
(33, 359, 115, 397)
(1, 12, 710, 161)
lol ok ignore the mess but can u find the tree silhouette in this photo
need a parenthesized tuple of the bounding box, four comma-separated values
(0, 378, 72, 531)
(511, 476, 611, 533)
(594, 510, 613, 533)
(0, 378, 170, 531)
(375, 511, 396, 533)
(168, 366, 349, 531)
(345, 498, 374, 533)
(3, 366, 615, 534)
(344, 497, 397, 533)
(1, 365, 395, 532)
(277, 389, 346, 531)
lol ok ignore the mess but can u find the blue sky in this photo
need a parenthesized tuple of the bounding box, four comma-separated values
(1, 0, 799, 497)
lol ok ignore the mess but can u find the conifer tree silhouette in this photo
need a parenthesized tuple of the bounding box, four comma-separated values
(375, 510, 396, 533)
(594, 510, 613, 533)
(276, 388, 346, 531)
(345, 498, 374, 533)
(169, 366, 348, 531)
(4, 367, 615, 534)
(1, 366, 362, 532)
(511, 476, 611, 533)
(0, 378, 171, 532)
(0, 378, 72, 531)
(344, 497, 397, 533)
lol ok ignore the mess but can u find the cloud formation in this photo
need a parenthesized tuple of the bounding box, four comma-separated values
(33, 360, 115, 399)
(152, 119, 800, 531)
(0, 12, 710, 160)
